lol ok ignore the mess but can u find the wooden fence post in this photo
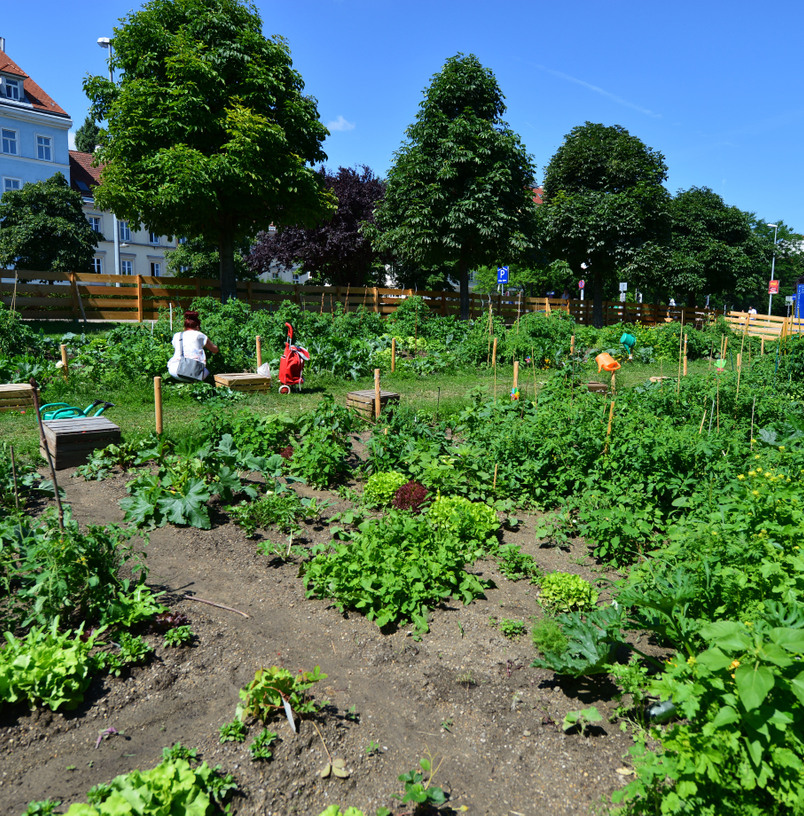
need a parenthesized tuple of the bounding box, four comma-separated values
(136, 275, 144, 322)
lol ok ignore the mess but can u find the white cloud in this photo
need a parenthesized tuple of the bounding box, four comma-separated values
(327, 115, 355, 132)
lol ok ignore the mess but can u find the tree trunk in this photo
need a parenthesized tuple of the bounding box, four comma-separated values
(593, 268, 604, 328)
(219, 229, 237, 303)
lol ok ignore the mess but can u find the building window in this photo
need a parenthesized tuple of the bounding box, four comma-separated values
(178, 236, 188, 245)
(150, 262, 161, 277)
(149, 231, 160, 245)
(121, 259, 133, 275)
(88, 215, 102, 233)
(36, 135, 53, 161)
(292, 272, 300, 284)
(1, 77, 22, 100)
(271, 269, 279, 280)
(3, 177, 21, 193)
(118, 221, 131, 242)
(91, 257, 103, 274)
(1, 128, 18, 155)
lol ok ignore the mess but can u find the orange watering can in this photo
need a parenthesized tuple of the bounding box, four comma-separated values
(596, 352, 621, 373)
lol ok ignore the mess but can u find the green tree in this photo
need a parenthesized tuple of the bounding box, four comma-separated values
(751, 218, 804, 314)
(74, 116, 101, 154)
(83, 0, 334, 302)
(539, 122, 670, 326)
(0, 173, 98, 273)
(166, 236, 255, 280)
(370, 53, 539, 319)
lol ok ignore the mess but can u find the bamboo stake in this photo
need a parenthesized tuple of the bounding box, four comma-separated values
(698, 405, 707, 435)
(604, 398, 615, 454)
(60, 344, 69, 381)
(486, 302, 493, 365)
(750, 397, 756, 448)
(491, 337, 497, 368)
(683, 333, 688, 376)
(374, 368, 381, 421)
(391, 338, 396, 372)
(610, 370, 616, 396)
(513, 360, 519, 391)
(531, 346, 538, 401)
(493, 463, 498, 491)
(154, 376, 163, 435)
(29, 380, 64, 532)
(9, 444, 20, 513)
(344, 283, 350, 313)
(676, 327, 684, 394)
(761, 337, 765, 356)
(256, 336, 262, 369)
(320, 291, 324, 314)
(570, 334, 575, 355)
(716, 375, 720, 431)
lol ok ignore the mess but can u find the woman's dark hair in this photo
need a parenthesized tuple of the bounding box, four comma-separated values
(184, 311, 201, 331)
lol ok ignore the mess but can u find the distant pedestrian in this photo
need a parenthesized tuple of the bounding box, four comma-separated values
(748, 306, 757, 321)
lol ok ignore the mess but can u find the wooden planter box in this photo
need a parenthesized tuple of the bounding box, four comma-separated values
(586, 381, 608, 394)
(214, 373, 272, 392)
(41, 417, 121, 470)
(346, 389, 400, 419)
(0, 383, 34, 412)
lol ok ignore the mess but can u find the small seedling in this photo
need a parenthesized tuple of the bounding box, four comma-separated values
(440, 718, 453, 732)
(345, 704, 360, 722)
(498, 618, 527, 639)
(365, 740, 382, 756)
(455, 670, 475, 688)
(162, 743, 198, 762)
(249, 728, 278, 760)
(394, 752, 448, 809)
(218, 719, 248, 744)
(563, 706, 603, 736)
(163, 625, 195, 648)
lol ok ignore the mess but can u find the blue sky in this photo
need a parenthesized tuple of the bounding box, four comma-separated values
(5, 0, 804, 232)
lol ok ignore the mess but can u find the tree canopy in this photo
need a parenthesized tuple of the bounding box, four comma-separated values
(248, 165, 385, 286)
(0, 173, 98, 274)
(370, 53, 539, 318)
(83, 0, 334, 301)
(539, 122, 670, 325)
(74, 116, 101, 154)
(166, 236, 255, 280)
(652, 187, 766, 308)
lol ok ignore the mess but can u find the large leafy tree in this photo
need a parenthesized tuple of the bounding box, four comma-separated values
(626, 189, 772, 309)
(539, 122, 670, 326)
(83, 0, 334, 302)
(370, 53, 539, 319)
(0, 173, 98, 273)
(750, 218, 804, 314)
(248, 165, 385, 286)
(166, 236, 255, 280)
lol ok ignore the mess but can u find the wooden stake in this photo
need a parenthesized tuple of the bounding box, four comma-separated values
(683, 333, 688, 376)
(391, 337, 396, 372)
(154, 376, 163, 435)
(570, 334, 575, 354)
(698, 405, 707, 435)
(604, 398, 615, 454)
(256, 336, 262, 369)
(374, 368, 381, 421)
(491, 337, 497, 368)
(60, 344, 69, 381)
(513, 360, 519, 391)
(493, 463, 498, 491)
(320, 291, 325, 314)
(761, 337, 765, 355)
(29, 380, 64, 532)
(345, 283, 350, 313)
(610, 370, 616, 396)
(750, 397, 756, 447)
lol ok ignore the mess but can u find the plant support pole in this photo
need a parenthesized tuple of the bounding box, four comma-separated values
(29, 379, 64, 532)
(256, 336, 262, 370)
(154, 376, 163, 435)
(374, 368, 381, 421)
(60, 344, 69, 381)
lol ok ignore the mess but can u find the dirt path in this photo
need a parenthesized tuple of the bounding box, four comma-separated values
(1, 463, 636, 816)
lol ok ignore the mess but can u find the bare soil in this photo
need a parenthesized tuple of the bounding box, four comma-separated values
(0, 441, 641, 816)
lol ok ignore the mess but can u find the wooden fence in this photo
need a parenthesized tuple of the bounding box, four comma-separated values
(2, 268, 801, 339)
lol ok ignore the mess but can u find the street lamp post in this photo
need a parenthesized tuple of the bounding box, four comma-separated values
(97, 37, 121, 278)
(767, 223, 779, 316)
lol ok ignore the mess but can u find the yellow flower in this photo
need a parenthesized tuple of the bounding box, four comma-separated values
(752, 490, 759, 496)
(729, 660, 741, 670)
(748, 470, 756, 477)
(687, 656, 696, 666)
(779, 446, 785, 451)
(737, 474, 745, 480)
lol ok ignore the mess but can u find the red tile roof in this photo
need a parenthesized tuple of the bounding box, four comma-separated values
(69, 150, 102, 194)
(532, 186, 544, 206)
(0, 49, 69, 118)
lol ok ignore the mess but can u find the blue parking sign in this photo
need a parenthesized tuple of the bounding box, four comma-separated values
(497, 266, 509, 285)
(796, 283, 804, 319)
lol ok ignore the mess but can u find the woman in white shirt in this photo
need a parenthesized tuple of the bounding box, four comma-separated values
(167, 310, 219, 381)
